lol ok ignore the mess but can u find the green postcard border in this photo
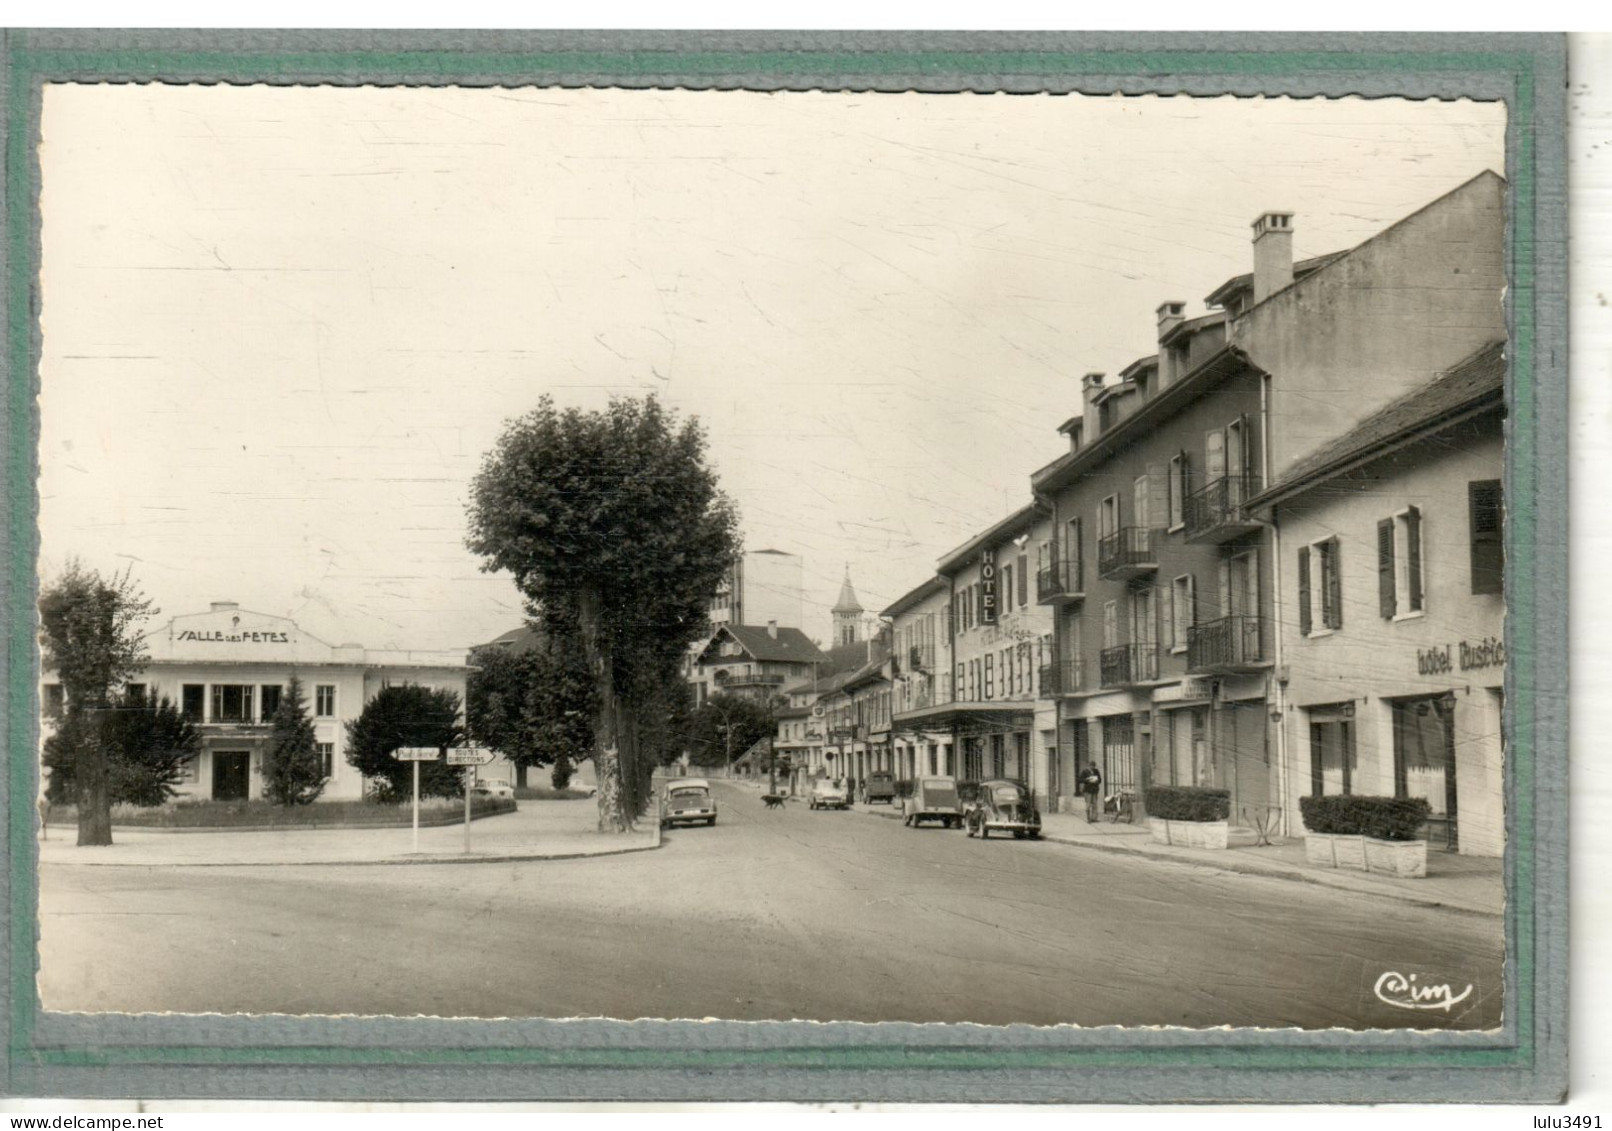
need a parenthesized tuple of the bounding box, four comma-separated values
(0, 30, 1567, 1104)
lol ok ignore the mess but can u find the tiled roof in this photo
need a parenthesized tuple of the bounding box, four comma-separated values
(1253, 340, 1506, 506)
(717, 624, 829, 665)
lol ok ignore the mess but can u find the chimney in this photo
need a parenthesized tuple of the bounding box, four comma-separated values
(767, 620, 778, 639)
(1252, 212, 1295, 305)
(1081, 372, 1105, 433)
(1155, 301, 1186, 384)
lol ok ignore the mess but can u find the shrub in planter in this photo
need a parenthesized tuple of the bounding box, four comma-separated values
(1143, 785, 1231, 823)
(1298, 795, 1431, 840)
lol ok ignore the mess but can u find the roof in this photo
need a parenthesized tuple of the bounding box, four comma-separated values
(774, 705, 810, 720)
(1118, 354, 1159, 382)
(1158, 310, 1227, 348)
(1203, 251, 1347, 310)
(936, 501, 1047, 574)
(843, 655, 889, 692)
(819, 637, 877, 677)
(1249, 340, 1506, 509)
(880, 576, 947, 620)
(470, 624, 546, 656)
(711, 624, 829, 665)
(1031, 346, 1265, 494)
(832, 571, 863, 615)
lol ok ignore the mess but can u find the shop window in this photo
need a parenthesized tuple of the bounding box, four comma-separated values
(1469, 479, 1503, 595)
(315, 684, 336, 717)
(1297, 537, 1342, 635)
(1379, 507, 1425, 619)
(182, 684, 205, 722)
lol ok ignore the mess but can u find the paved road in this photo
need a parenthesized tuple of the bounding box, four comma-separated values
(39, 781, 1502, 1027)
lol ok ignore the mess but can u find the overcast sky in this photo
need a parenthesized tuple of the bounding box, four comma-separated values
(35, 85, 1504, 652)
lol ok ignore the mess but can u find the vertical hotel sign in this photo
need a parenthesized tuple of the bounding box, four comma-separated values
(979, 548, 998, 625)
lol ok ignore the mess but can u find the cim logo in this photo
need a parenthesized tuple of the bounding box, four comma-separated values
(1372, 971, 1474, 1012)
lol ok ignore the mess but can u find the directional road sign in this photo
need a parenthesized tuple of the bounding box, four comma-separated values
(446, 746, 495, 766)
(392, 747, 441, 761)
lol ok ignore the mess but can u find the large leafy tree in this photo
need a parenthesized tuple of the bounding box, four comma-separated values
(687, 694, 776, 769)
(38, 561, 156, 845)
(344, 684, 466, 802)
(466, 395, 739, 832)
(264, 675, 326, 806)
(466, 631, 594, 789)
(43, 690, 199, 809)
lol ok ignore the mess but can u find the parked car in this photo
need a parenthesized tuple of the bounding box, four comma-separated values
(902, 776, 963, 829)
(808, 778, 850, 810)
(472, 777, 515, 800)
(964, 779, 1042, 840)
(860, 771, 897, 805)
(660, 778, 717, 828)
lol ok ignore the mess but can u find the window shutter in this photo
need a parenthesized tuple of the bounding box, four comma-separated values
(1017, 553, 1028, 606)
(1405, 507, 1423, 612)
(1326, 539, 1344, 630)
(1469, 480, 1503, 595)
(1297, 546, 1312, 636)
(1378, 518, 1397, 618)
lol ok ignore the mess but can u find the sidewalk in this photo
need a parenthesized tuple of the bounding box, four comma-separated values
(35, 797, 660, 867)
(857, 801, 1502, 918)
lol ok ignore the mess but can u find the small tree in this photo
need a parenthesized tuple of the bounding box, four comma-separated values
(344, 684, 465, 802)
(688, 694, 776, 769)
(467, 632, 595, 788)
(43, 691, 199, 809)
(38, 561, 156, 845)
(264, 675, 326, 806)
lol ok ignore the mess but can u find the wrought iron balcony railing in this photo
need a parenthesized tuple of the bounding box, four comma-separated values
(1038, 660, 1084, 696)
(1097, 526, 1157, 579)
(1183, 475, 1263, 543)
(1035, 559, 1085, 604)
(1099, 643, 1160, 688)
(1186, 614, 1269, 673)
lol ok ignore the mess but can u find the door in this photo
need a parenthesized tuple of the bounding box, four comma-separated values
(1392, 694, 1459, 850)
(1223, 550, 1261, 661)
(212, 751, 250, 801)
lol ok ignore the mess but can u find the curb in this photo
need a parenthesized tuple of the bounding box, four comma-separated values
(1040, 833, 1502, 920)
(38, 815, 666, 869)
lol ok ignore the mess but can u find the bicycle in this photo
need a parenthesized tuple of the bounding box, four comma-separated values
(1104, 790, 1138, 824)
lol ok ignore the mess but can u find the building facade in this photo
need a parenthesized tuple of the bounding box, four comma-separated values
(706, 549, 806, 633)
(1250, 342, 1506, 857)
(688, 623, 829, 706)
(42, 602, 470, 803)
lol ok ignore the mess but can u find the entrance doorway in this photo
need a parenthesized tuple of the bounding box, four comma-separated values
(212, 750, 250, 801)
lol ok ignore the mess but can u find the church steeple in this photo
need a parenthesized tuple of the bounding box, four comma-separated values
(832, 565, 863, 648)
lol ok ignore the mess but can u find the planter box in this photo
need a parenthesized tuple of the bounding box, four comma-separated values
(1150, 818, 1229, 849)
(1304, 832, 1426, 878)
(1365, 837, 1428, 878)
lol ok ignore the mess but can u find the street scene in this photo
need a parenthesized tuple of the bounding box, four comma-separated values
(32, 83, 1510, 1030)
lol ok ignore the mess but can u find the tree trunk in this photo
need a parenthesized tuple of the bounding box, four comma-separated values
(515, 763, 528, 789)
(76, 717, 113, 847)
(577, 586, 632, 833)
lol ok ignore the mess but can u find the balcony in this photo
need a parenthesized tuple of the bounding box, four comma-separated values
(1038, 660, 1085, 697)
(1184, 475, 1263, 543)
(715, 671, 785, 690)
(1186, 614, 1270, 674)
(1035, 559, 1085, 605)
(1100, 643, 1160, 688)
(1097, 527, 1157, 580)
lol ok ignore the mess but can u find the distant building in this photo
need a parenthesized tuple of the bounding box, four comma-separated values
(707, 549, 805, 633)
(41, 601, 469, 803)
(831, 567, 864, 648)
(689, 622, 829, 707)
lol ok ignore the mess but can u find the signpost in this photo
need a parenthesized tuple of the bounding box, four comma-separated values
(446, 746, 494, 853)
(392, 747, 440, 852)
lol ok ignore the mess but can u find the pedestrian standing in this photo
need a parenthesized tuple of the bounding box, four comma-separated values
(1078, 762, 1103, 823)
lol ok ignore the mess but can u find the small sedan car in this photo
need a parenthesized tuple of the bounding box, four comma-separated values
(903, 776, 963, 829)
(964, 779, 1043, 840)
(660, 778, 717, 828)
(472, 777, 515, 800)
(808, 778, 850, 810)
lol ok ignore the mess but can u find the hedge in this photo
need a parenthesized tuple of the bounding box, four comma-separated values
(1298, 794, 1432, 842)
(1143, 785, 1230, 823)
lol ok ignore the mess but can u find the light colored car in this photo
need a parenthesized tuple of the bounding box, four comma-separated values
(903, 776, 963, 829)
(808, 778, 850, 810)
(472, 777, 515, 800)
(661, 779, 717, 828)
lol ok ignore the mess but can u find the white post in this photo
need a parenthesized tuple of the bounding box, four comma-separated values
(464, 769, 472, 854)
(412, 759, 421, 853)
